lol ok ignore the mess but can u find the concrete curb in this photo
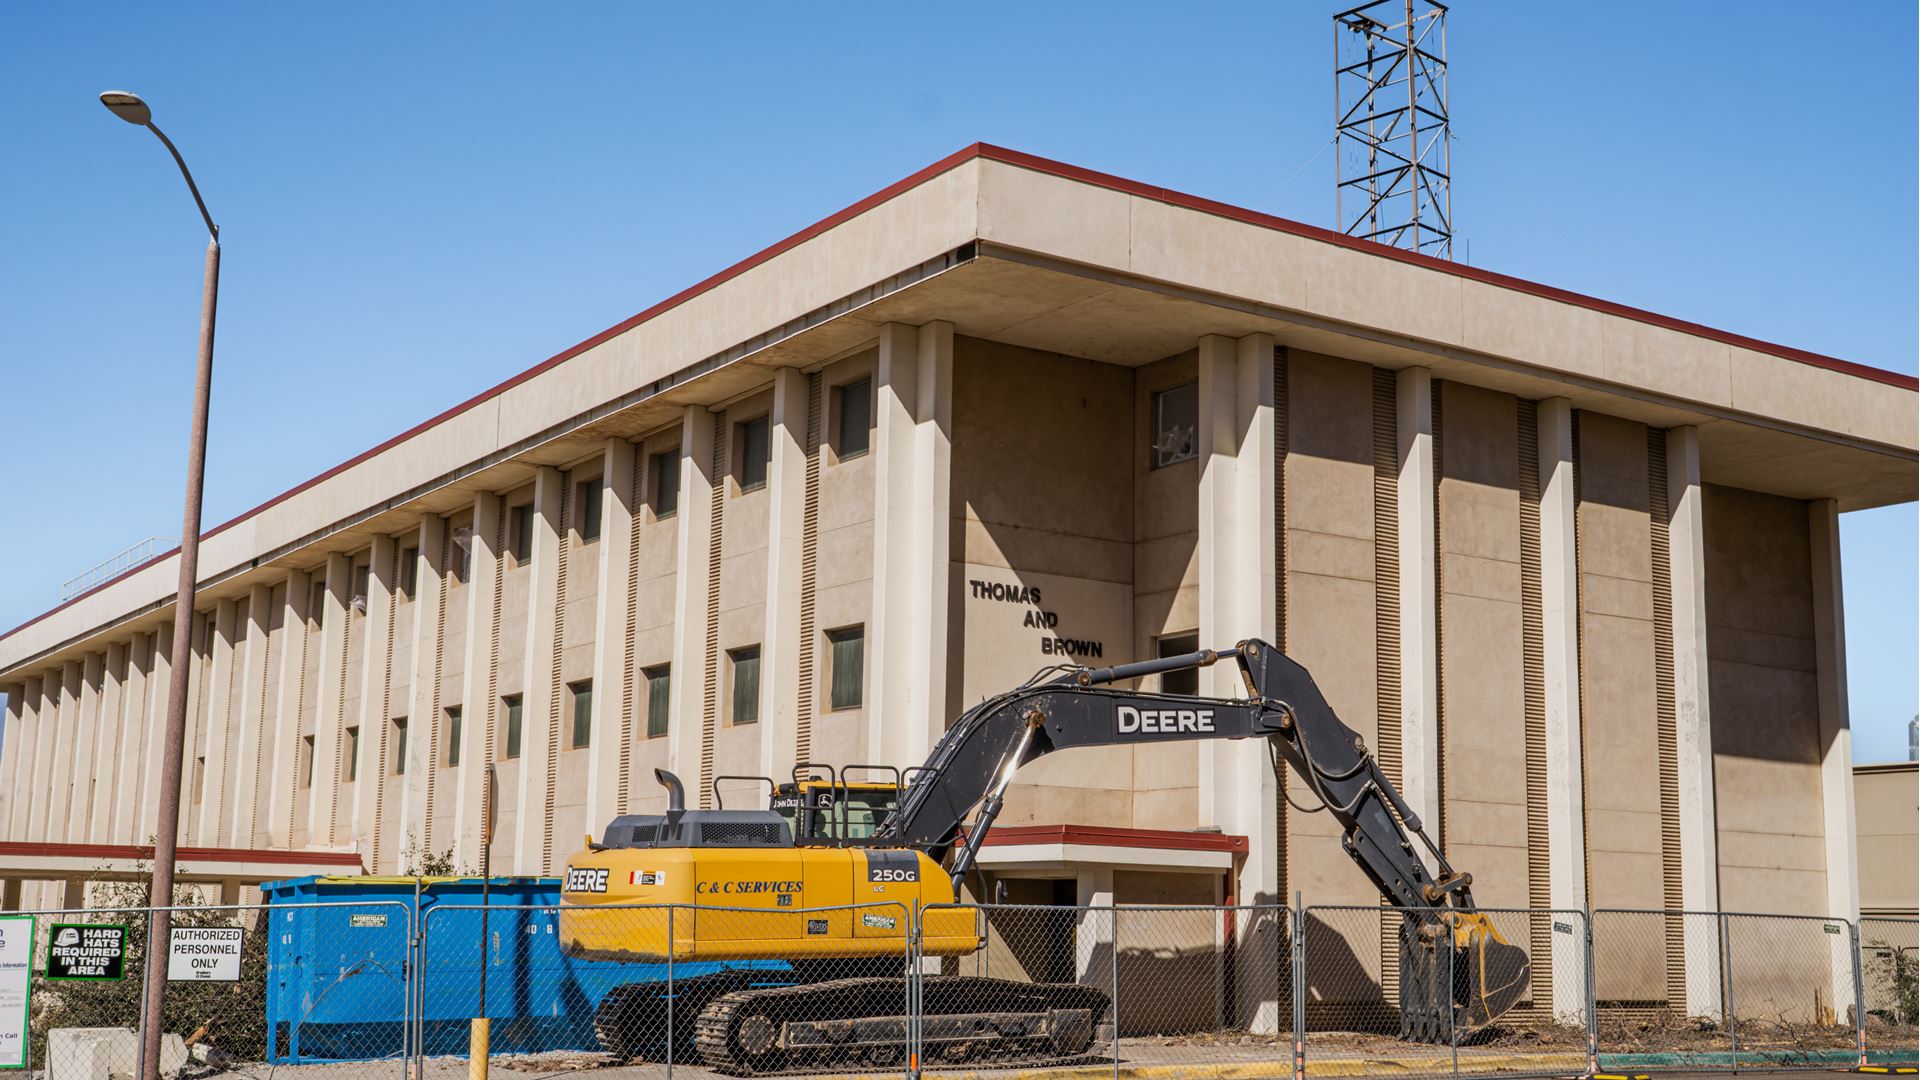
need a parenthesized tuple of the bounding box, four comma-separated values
(855, 1051, 1589, 1080)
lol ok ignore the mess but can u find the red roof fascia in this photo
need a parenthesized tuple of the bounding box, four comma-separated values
(0, 840, 364, 867)
(4, 141, 1908, 649)
(978, 824, 1249, 854)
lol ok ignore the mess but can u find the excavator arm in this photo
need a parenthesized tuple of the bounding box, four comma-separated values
(873, 638, 1529, 1036)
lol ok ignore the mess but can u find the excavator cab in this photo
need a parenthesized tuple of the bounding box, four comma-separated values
(769, 764, 906, 843)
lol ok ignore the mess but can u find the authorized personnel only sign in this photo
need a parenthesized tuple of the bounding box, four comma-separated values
(167, 926, 243, 982)
(0, 915, 32, 1069)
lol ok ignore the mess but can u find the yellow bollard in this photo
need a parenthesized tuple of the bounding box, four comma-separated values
(469, 1018, 490, 1080)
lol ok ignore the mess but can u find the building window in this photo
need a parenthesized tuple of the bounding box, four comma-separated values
(312, 582, 327, 629)
(835, 378, 871, 458)
(827, 626, 864, 711)
(729, 646, 761, 725)
(577, 480, 603, 543)
(737, 417, 770, 491)
(352, 563, 371, 615)
(392, 717, 408, 775)
(1156, 631, 1201, 696)
(510, 503, 535, 565)
(651, 450, 681, 517)
(399, 546, 419, 600)
(452, 526, 473, 584)
(192, 756, 205, 804)
(502, 695, 524, 759)
(1152, 381, 1199, 468)
(445, 707, 463, 767)
(345, 726, 361, 783)
(644, 665, 671, 738)
(569, 680, 593, 749)
(299, 735, 316, 788)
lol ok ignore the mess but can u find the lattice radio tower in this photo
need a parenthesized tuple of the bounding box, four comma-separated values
(1334, 0, 1453, 258)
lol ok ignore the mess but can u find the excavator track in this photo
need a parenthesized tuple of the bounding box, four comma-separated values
(694, 975, 1109, 1075)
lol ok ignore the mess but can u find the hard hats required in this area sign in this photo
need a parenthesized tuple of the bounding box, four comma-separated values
(167, 926, 243, 982)
(0, 915, 32, 1069)
(46, 924, 127, 980)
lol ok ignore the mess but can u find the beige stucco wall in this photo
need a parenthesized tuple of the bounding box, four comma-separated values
(1576, 412, 1665, 913)
(1854, 763, 1917, 918)
(1704, 484, 1828, 915)
(1284, 350, 1386, 907)
(952, 337, 1139, 828)
(1437, 381, 1531, 909)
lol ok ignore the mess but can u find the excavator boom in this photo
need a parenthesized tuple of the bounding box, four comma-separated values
(873, 639, 1528, 1036)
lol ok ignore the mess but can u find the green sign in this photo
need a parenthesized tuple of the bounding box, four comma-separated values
(0, 915, 32, 1069)
(46, 925, 127, 981)
(348, 914, 388, 929)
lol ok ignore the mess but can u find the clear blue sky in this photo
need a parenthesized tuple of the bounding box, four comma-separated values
(1, 3, 1913, 760)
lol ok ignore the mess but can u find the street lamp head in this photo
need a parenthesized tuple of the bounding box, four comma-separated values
(99, 91, 152, 126)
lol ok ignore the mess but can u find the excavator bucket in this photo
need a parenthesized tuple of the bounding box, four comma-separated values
(1451, 912, 1531, 1033)
(1399, 912, 1531, 1042)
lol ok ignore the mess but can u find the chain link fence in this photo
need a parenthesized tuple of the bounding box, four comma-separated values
(420, 901, 913, 1078)
(1297, 905, 1589, 1079)
(1857, 917, 1917, 1063)
(1592, 909, 1870, 1072)
(10, 896, 1910, 1079)
(916, 902, 1114, 1074)
(10, 899, 410, 1080)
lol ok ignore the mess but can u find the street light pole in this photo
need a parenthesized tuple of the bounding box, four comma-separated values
(100, 90, 220, 1080)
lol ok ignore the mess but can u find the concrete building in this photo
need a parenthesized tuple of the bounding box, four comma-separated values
(1, 145, 1913, 1015)
(1855, 762, 1918, 920)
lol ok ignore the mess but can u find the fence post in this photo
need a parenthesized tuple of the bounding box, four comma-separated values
(1111, 906, 1121, 1080)
(1718, 912, 1738, 1066)
(1292, 896, 1306, 1080)
(1849, 919, 1867, 1067)
(1583, 912, 1597, 1077)
(666, 906, 674, 1078)
(1448, 912, 1459, 1079)
(906, 905, 918, 1080)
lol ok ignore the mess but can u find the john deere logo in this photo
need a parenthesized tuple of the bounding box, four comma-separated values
(564, 866, 610, 893)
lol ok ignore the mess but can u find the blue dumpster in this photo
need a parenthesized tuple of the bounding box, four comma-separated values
(262, 875, 788, 1062)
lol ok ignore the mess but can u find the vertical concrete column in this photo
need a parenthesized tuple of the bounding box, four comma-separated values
(1195, 331, 1281, 1033)
(1535, 399, 1587, 1019)
(308, 553, 352, 845)
(66, 654, 103, 843)
(91, 643, 128, 843)
(351, 533, 398, 861)
(29, 675, 59, 840)
(264, 575, 309, 848)
(1664, 427, 1723, 1015)
(869, 321, 954, 768)
(1, 683, 32, 840)
(112, 635, 153, 844)
(226, 585, 274, 848)
(513, 467, 564, 875)
(759, 369, 809, 780)
(1394, 367, 1442, 833)
(1808, 500, 1860, 922)
(197, 599, 240, 846)
(401, 518, 447, 863)
(1075, 867, 1116, 989)
(138, 626, 174, 845)
(586, 443, 637, 833)
(453, 494, 504, 869)
(47, 662, 82, 842)
(0, 686, 18, 838)
(668, 407, 717, 782)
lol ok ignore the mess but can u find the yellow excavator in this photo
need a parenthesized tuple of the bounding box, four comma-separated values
(559, 639, 1529, 1072)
